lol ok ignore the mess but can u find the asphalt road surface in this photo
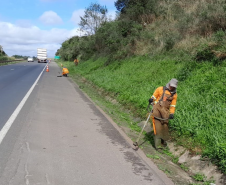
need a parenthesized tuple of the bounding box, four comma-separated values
(0, 61, 174, 185)
(0, 61, 46, 129)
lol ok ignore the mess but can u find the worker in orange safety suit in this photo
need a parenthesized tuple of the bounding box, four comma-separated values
(149, 78, 178, 150)
(62, 67, 69, 77)
(74, 58, 79, 66)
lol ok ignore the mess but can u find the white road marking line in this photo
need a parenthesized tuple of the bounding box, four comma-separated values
(0, 64, 47, 145)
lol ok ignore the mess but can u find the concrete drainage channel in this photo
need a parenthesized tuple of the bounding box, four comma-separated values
(167, 141, 225, 185)
(135, 120, 226, 185)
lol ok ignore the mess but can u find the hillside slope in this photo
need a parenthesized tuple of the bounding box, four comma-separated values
(59, 56, 226, 176)
(55, 0, 226, 180)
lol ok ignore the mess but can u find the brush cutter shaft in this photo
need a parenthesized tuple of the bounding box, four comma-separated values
(133, 103, 153, 147)
(135, 113, 151, 143)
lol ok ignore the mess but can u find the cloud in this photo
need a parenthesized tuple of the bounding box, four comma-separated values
(16, 20, 33, 28)
(0, 21, 83, 57)
(70, 9, 85, 26)
(39, 11, 63, 25)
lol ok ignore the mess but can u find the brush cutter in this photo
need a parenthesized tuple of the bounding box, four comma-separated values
(133, 103, 153, 149)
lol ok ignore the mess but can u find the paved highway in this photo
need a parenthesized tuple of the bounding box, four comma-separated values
(0, 61, 174, 185)
(0, 61, 46, 129)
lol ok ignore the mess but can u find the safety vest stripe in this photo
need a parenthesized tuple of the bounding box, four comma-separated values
(152, 95, 157, 100)
(170, 105, 176, 107)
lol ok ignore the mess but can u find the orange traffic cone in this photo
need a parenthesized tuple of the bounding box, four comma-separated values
(46, 65, 49, 72)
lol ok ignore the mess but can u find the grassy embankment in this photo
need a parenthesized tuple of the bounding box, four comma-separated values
(57, 56, 226, 174)
(0, 56, 25, 66)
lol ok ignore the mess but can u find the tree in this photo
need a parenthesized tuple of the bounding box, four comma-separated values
(115, 0, 156, 23)
(79, 3, 108, 35)
(115, 0, 128, 13)
(0, 45, 4, 56)
(115, 0, 147, 14)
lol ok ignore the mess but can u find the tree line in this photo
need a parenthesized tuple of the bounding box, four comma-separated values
(56, 0, 226, 64)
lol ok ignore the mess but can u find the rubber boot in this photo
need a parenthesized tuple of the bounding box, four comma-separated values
(154, 135, 163, 150)
(161, 139, 167, 147)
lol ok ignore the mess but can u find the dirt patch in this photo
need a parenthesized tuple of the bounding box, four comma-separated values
(168, 141, 226, 185)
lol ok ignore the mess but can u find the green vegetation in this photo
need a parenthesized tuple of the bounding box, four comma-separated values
(12, 55, 34, 59)
(191, 173, 215, 185)
(0, 46, 29, 61)
(0, 56, 9, 61)
(192, 173, 206, 182)
(58, 57, 226, 173)
(161, 148, 179, 164)
(180, 163, 189, 172)
(79, 3, 108, 35)
(146, 154, 160, 160)
(0, 55, 25, 62)
(0, 45, 8, 61)
(56, 0, 226, 174)
(57, 0, 226, 63)
(157, 164, 171, 175)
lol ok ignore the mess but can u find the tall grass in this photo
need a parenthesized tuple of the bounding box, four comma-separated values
(59, 56, 226, 173)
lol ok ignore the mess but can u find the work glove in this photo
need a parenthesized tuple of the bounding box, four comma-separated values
(148, 98, 153, 104)
(169, 114, 174, 119)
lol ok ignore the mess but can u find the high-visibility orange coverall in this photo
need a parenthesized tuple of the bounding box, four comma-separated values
(151, 86, 177, 114)
(150, 86, 177, 149)
(74, 59, 79, 66)
(62, 67, 69, 76)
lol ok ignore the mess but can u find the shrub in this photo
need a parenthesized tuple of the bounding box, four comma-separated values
(0, 56, 8, 61)
(195, 44, 217, 62)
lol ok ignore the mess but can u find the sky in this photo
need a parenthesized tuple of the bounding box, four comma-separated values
(0, 0, 117, 58)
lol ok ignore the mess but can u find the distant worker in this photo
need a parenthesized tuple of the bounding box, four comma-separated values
(62, 67, 69, 77)
(74, 58, 79, 66)
(149, 78, 178, 150)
